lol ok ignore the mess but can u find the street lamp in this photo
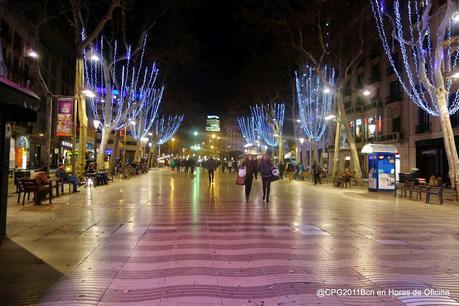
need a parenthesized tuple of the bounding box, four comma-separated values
(193, 131, 198, 136)
(90, 54, 100, 62)
(453, 11, 459, 23)
(323, 87, 331, 94)
(27, 50, 38, 58)
(363, 89, 371, 97)
(299, 137, 305, 164)
(82, 89, 96, 98)
(325, 114, 336, 121)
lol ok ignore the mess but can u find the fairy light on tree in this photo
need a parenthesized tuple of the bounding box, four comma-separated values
(128, 85, 164, 162)
(251, 103, 285, 159)
(296, 65, 335, 142)
(153, 115, 184, 158)
(237, 116, 260, 146)
(371, 0, 459, 185)
(85, 36, 160, 169)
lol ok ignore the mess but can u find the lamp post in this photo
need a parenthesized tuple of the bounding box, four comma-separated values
(299, 137, 305, 164)
(93, 119, 100, 165)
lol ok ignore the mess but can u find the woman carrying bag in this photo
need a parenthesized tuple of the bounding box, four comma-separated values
(259, 153, 276, 203)
(238, 154, 257, 203)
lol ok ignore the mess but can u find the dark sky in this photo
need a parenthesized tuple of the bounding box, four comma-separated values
(178, 1, 246, 116)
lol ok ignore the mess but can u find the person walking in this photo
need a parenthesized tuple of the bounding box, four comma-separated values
(242, 154, 257, 203)
(207, 156, 217, 184)
(312, 161, 321, 185)
(259, 153, 273, 202)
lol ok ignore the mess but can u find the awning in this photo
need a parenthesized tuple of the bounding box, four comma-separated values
(361, 144, 398, 154)
(0, 76, 40, 121)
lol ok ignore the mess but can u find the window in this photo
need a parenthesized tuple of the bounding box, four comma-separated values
(392, 117, 401, 132)
(371, 64, 380, 82)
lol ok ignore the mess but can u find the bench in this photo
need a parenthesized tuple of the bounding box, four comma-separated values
(20, 179, 52, 205)
(426, 183, 446, 204)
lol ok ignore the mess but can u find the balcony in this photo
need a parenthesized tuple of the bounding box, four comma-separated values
(364, 100, 383, 111)
(385, 95, 403, 104)
(375, 132, 403, 142)
(415, 123, 431, 134)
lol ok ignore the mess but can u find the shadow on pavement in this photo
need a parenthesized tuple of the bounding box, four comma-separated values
(0, 238, 63, 305)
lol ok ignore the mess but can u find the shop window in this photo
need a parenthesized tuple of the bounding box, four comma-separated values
(368, 116, 376, 138)
(355, 118, 362, 142)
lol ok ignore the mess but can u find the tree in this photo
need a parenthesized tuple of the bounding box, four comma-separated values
(237, 116, 260, 146)
(371, 0, 459, 186)
(85, 36, 161, 168)
(251, 103, 285, 159)
(281, 0, 368, 182)
(127, 74, 164, 162)
(296, 65, 335, 165)
(68, 0, 123, 174)
(153, 114, 184, 158)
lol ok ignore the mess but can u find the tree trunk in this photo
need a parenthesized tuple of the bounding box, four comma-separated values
(310, 141, 317, 174)
(278, 135, 284, 162)
(43, 95, 53, 167)
(134, 140, 142, 162)
(336, 93, 362, 182)
(97, 126, 112, 170)
(331, 113, 342, 178)
(75, 57, 88, 174)
(109, 129, 120, 173)
(437, 92, 459, 188)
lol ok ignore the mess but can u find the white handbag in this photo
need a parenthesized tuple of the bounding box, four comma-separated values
(238, 167, 247, 177)
(272, 168, 280, 177)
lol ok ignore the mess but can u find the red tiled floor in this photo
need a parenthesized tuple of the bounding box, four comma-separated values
(6, 168, 459, 305)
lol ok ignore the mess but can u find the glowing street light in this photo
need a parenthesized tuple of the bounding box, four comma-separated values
(212, 134, 216, 139)
(450, 71, 459, 79)
(299, 137, 305, 145)
(148, 132, 152, 136)
(27, 50, 38, 58)
(325, 114, 336, 121)
(82, 89, 96, 98)
(193, 131, 198, 136)
(363, 89, 371, 96)
(130, 120, 136, 125)
(90, 54, 100, 62)
(453, 11, 459, 23)
(93, 119, 100, 129)
(323, 87, 331, 94)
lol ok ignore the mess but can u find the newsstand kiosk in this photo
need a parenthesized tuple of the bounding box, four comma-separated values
(361, 144, 398, 192)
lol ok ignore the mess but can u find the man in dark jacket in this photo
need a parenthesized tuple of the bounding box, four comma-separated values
(312, 161, 321, 185)
(56, 163, 80, 192)
(207, 156, 217, 183)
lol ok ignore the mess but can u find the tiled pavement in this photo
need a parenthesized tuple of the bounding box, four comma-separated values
(3, 168, 459, 305)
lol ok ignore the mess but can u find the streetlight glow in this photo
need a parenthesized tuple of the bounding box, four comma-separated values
(82, 89, 96, 98)
(93, 119, 100, 129)
(27, 50, 38, 58)
(363, 90, 371, 96)
(453, 11, 459, 23)
(323, 87, 331, 94)
(299, 137, 305, 145)
(193, 131, 198, 136)
(325, 114, 336, 121)
(90, 54, 100, 62)
(130, 120, 136, 125)
(450, 71, 459, 79)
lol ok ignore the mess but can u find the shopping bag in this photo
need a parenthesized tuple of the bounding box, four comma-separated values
(236, 174, 245, 185)
(238, 167, 246, 177)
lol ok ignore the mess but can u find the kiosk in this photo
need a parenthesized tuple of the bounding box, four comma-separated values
(361, 144, 398, 192)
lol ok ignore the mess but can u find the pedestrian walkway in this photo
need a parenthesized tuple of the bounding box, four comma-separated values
(2, 168, 459, 305)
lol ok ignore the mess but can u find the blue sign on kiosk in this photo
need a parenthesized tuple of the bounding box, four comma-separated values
(362, 144, 398, 192)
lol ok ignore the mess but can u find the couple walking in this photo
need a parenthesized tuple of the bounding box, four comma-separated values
(242, 153, 274, 203)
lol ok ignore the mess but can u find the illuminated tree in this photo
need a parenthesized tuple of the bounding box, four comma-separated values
(296, 65, 335, 141)
(371, 0, 459, 184)
(237, 116, 259, 145)
(251, 103, 285, 159)
(85, 37, 161, 168)
(153, 115, 184, 158)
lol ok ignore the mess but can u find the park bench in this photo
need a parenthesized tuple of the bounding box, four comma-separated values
(20, 178, 52, 205)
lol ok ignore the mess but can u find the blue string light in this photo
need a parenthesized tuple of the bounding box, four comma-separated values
(296, 65, 335, 141)
(251, 103, 285, 147)
(155, 115, 184, 145)
(237, 116, 259, 145)
(371, 0, 459, 116)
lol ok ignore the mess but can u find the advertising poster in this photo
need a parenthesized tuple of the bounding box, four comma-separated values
(56, 98, 73, 136)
